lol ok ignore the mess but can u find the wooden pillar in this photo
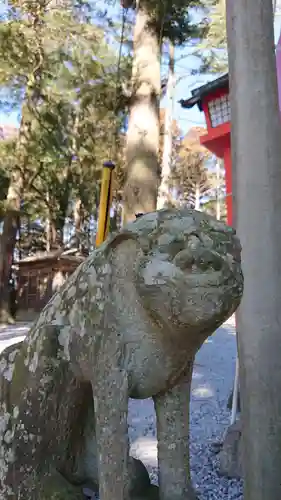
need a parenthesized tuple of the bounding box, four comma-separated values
(224, 146, 233, 226)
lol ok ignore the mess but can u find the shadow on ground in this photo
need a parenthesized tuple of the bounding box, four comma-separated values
(128, 322, 243, 499)
(0, 319, 242, 499)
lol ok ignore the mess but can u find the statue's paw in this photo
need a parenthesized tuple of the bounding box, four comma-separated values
(134, 485, 199, 500)
(132, 483, 159, 500)
(24, 467, 86, 500)
(129, 457, 151, 495)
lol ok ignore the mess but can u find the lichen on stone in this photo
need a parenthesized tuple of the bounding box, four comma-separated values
(0, 208, 243, 500)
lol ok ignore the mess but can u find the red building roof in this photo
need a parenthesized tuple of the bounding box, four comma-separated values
(179, 74, 229, 111)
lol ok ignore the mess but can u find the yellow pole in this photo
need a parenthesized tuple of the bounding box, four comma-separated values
(96, 161, 115, 247)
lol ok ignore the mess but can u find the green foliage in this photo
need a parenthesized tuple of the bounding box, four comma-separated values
(141, 0, 207, 45)
(121, 0, 208, 47)
(201, 159, 226, 219)
(195, 0, 228, 73)
(0, 0, 131, 252)
(168, 128, 226, 215)
(202, 196, 227, 220)
(0, 137, 16, 217)
(0, 0, 212, 258)
(169, 127, 212, 209)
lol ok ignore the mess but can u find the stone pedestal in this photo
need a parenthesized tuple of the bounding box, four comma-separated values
(217, 419, 242, 479)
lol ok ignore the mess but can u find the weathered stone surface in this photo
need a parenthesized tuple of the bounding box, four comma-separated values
(218, 419, 243, 479)
(24, 466, 86, 500)
(0, 208, 243, 500)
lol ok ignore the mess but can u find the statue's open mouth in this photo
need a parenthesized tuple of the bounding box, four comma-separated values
(140, 225, 242, 292)
(173, 245, 241, 288)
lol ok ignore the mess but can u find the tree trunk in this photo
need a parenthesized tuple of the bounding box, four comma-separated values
(0, 4, 45, 322)
(0, 170, 23, 323)
(122, 3, 161, 224)
(157, 42, 175, 210)
(73, 198, 84, 250)
(51, 221, 58, 248)
(54, 220, 64, 248)
(45, 206, 60, 251)
(46, 190, 51, 252)
(0, 99, 34, 322)
(226, 1, 281, 498)
(194, 184, 200, 211)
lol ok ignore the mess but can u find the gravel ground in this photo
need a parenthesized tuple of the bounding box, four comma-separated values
(0, 322, 30, 353)
(128, 316, 243, 500)
(0, 317, 243, 500)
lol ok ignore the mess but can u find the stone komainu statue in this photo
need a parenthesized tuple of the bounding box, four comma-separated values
(0, 209, 243, 500)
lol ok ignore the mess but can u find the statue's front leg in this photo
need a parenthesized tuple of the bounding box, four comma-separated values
(153, 360, 198, 500)
(94, 366, 131, 500)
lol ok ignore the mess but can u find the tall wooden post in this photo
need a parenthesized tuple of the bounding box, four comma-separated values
(226, 1, 281, 498)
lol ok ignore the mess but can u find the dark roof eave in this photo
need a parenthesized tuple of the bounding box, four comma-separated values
(179, 94, 203, 111)
(179, 73, 229, 111)
(17, 255, 85, 266)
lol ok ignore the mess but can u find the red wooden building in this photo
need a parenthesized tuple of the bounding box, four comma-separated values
(180, 74, 232, 225)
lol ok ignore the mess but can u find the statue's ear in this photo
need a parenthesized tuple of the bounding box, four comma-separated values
(104, 227, 152, 258)
(104, 230, 139, 256)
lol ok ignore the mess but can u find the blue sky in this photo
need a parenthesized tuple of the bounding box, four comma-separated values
(173, 12, 281, 133)
(1, 3, 281, 134)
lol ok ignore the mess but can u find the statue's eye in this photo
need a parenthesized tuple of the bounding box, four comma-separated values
(173, 249, 194, 270)
(158, 239, 184, 258)
(195, 250, 222, 271)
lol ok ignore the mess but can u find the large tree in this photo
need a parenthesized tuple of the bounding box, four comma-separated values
(122, 2, 162, 223)
(0, 0, 48, 323)
(170, 127, 212, 209)
(122, 0, 206, 223)
(0, 0, 130, 321)
(226, 0, 281, 498)
(199, 0, 227, 73)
